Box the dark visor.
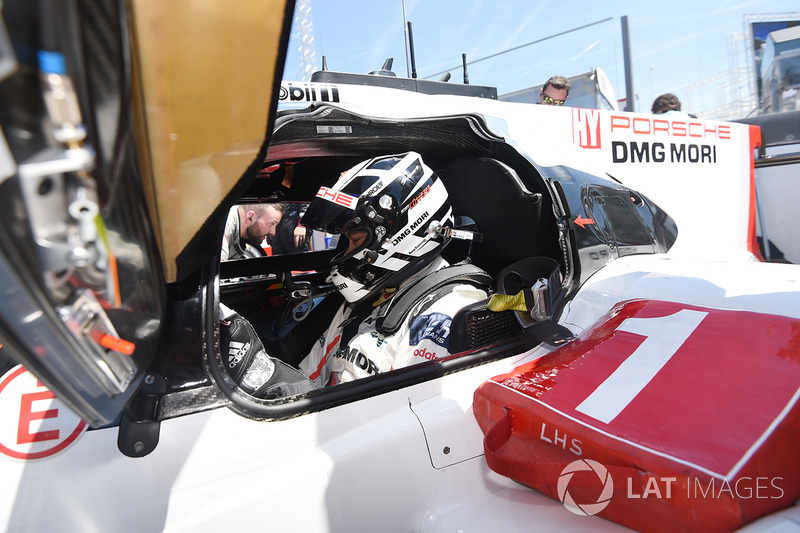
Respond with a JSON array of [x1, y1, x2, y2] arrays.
[[300, 187, 359, 234]]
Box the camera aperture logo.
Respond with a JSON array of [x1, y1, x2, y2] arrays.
[[558, 459, 614, 516], [556, 458, 786, 518]]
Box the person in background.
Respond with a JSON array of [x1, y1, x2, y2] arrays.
[[221, 203, 284, 261], [539, 75, 570, 106], [651, 93, 690, 116]]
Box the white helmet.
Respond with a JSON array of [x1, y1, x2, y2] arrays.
[[301, 152, 454, 303]]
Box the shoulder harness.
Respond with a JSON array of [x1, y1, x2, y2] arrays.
[[375, 263, 493, 336]]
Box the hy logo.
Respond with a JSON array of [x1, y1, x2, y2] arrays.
[[572, 108, 602, 149], [558, 459, 613, 516]]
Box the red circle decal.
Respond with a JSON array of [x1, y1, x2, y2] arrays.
[[0, 366, 87, 460]]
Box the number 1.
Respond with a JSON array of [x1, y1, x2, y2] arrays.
[[575, 309, 707, 424]]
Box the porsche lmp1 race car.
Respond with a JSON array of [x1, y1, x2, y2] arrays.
[[0, 1, 799, 532]]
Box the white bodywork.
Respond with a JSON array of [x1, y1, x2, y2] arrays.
[[1, 81, 796, 532], [279, 81, 759, 260]]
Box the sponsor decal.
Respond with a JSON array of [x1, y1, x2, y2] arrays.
[[611, 141, 717, 164], [409, 312, 452, 348], [409, 184, 431, 209], [390, 211, 430, 246], [572, 111, 732, 165], [400, 160, 424, 187], [279, 82, 340, 103], [0, 366, 87, 461], [609, 114, 731, 140], [413, 347, 439, 361], [335, 346, 379, 375], [227, 340, 249, 368], [572, 108, 602, 149], [368, 332, 387, 347], [316, 186, 358, 210], [241, 350, 276, 390], [364, 181, 383, 198]]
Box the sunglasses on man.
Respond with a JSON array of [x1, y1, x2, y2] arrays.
[[542, 95, 566, 106]]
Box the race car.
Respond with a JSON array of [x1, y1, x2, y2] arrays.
[[0, 1, 798, 532]]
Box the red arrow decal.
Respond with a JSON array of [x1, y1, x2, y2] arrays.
[[574, 215, 595, 229]]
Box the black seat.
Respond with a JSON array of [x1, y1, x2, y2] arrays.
[[436, 156, 553, 277]]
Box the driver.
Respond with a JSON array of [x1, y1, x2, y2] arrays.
[[296, 151, 489, 386], [220, 151, 489, 395]]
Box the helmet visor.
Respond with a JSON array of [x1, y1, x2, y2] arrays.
[[300, 186, 359, 233]]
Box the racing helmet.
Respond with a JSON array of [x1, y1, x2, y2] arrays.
[[301, 151, 454, 303]]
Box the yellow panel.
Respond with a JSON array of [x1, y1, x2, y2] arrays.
[[128, 0, 288, 281]]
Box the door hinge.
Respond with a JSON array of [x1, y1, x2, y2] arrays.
[[118, 373, 166, 458]]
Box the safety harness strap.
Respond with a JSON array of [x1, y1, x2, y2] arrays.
[[375, 263, 493, 335]]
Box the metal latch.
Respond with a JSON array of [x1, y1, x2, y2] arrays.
[[57, 288, 137, 395]]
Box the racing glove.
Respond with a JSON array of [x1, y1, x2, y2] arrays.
[[220, 313, 317, 399]]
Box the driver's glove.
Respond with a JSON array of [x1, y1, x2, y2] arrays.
[[220, 313, 317, 399]]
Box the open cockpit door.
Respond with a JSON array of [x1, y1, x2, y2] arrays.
[[0, 0, 291, 426]]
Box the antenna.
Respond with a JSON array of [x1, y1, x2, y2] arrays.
[[370, 58, 397, 76], [408, 21, 418, 78], [462, 53, 469, 84], [439, 72, 451, 82], [402, 0, 411, 77]]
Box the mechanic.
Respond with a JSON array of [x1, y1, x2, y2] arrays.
[[538, 75, 570, 106], [294, 151, 491, 387], [221, 203, 285, 261]]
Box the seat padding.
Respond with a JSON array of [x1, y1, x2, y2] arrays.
[[437, 156, 548, 276]]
